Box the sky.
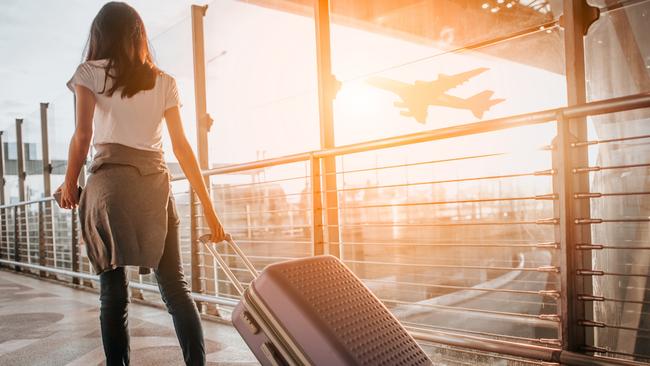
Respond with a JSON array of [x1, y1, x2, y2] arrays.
[[0, 0, 208, 132]]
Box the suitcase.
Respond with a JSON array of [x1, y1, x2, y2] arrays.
[[200, 234, 432, 366]]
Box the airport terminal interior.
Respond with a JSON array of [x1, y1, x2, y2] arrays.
[[0, 0, 649, 364]]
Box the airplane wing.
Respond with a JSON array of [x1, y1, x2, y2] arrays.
[[398, 102, 428, 124], [432, 67, 489, 93], [366, 76, 411, 98]]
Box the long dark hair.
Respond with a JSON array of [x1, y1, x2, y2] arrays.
[[84, 2, 159, 98]]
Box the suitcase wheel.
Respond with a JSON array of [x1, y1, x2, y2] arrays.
[[261, 342, 288, 366], [241, 310, 260, 335]]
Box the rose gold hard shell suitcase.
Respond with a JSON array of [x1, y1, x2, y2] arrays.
[[200, 235, 432, 366]]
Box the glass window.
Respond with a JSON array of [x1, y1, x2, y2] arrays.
[[203, 0, 321, 165], [584, 1, 650, 360], [329, 0, 566, 146]]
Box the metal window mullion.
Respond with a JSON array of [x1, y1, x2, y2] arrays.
[[40, 103, 52, 197], [313, 0, 341, 258], [561, 0, 598, 353]]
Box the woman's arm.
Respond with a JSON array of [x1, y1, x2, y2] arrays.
[[164, 106, 226, 242], [60, 84, 95, 209]]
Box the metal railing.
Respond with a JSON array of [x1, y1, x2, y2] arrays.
[[1, 92, 649, 365]]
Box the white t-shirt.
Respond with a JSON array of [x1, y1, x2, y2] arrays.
[[66, 59, 180, 152]]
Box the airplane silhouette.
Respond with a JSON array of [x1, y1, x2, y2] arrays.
[[367, 68, 505, 124]]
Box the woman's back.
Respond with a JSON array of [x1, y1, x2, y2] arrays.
[[67, 59, 180, 152]]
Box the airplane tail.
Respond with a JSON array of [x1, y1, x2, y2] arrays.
[[467, 91, 504, 119]]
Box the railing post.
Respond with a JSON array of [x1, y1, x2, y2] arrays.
[[553, 112, 584, 351], [190, 188, 203, 311], [310, 156, 325, 256], [191, 4, 222, 316], [71, 208, 80, 285], [313, 0, 341, 257], [14, 206, 20, 271], [40, 103, 54, 275], [38, 201, 46, 277]]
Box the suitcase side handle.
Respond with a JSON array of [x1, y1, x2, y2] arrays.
[[199, 233, 258, 296]]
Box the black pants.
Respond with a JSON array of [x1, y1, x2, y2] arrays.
[[98, 199, 205, 366]]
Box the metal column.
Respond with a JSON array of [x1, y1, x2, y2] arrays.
[[313, 0, 341, 257], [554, 112, 589, 351], [15, 119, 26, 271], [16, 119, 26, 202], [559, 0, 599, 351], [190, 4, 212, 309], [40, 103, 52, 197], [191, 4, 212, 177], [40, 103, 53, 275]]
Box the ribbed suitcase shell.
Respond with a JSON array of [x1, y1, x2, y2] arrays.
[[232, 255, 432, 366]]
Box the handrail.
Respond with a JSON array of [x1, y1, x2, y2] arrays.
[[0, 196, 53, 210], [0, 259, 239, 307], [179, 92, 650, 180]]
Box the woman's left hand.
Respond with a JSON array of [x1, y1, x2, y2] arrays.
[[58, 182, 80, 209]]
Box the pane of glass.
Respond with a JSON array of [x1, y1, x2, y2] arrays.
[[203, 0, 320, 165], [330, 0, 562, 57], [205, 160, 312, 299], [336, 122, 560, 343], [584, 107, 650, 360], [49, 91, 76, 193], [330, 4, 566, 145], [24, 109, 44, 200], [585, 0, 650, 101], [152, 15, 197, 156], [171, 179, 193, 287], [4, 123, 19, 204]]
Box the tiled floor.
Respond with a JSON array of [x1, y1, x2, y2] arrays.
[[0, 269, 259, 366]]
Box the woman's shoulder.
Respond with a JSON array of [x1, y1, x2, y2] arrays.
[[156, 69, 177, 82], [156, 70, 179, 93]]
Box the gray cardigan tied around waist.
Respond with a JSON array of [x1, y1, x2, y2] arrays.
[[78, 143, 174, 275]]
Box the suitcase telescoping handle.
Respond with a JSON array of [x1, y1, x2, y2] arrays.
[[198, 233, 258, 296]]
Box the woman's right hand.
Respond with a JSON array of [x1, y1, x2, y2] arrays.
[[204, 208, 227, 243]]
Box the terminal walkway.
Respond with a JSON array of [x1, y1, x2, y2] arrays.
[[0, 270, 258, 366]]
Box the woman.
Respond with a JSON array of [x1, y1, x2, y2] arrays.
[[58, 2, 224, 365]]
